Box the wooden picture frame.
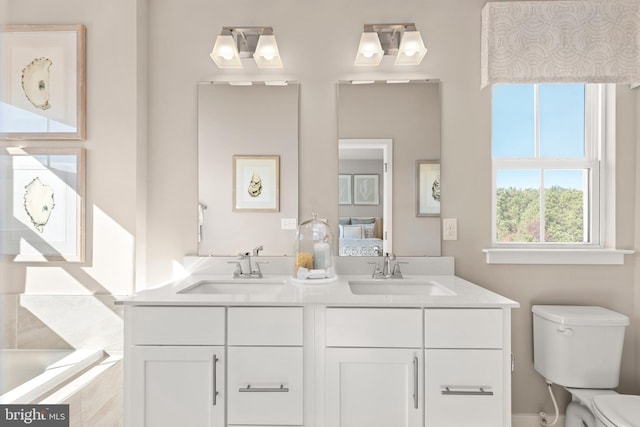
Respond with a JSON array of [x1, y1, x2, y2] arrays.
[[417, 160, 440, 217], [0, 147, 86, 261], [353, 174, 379, 205], [233, 155, 280, 212], [338, 174, 352, 205], [0, 24, 86, 140]]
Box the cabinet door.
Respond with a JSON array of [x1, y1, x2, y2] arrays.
[[325, 348, 423, 427], [131, 346, 224, 427], [425, 349, 503, 427]]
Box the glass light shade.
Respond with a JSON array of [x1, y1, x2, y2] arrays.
[[253, 35, 283, 68], [210, 35, 242, 68], [354, 32, 384, 66], [395, 31, 427, 65]]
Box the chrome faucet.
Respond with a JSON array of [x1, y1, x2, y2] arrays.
[[229, 248, 267, 279], [369, 253, 405, 279]]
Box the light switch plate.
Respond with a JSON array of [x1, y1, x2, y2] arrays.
[[281, 218, 297, 230]]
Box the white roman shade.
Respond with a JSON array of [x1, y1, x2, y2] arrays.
[[481, 0, 640, 88]]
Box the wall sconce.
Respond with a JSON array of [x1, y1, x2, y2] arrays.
[[210, 26, 283, 69], [354, 23, 427, 66]]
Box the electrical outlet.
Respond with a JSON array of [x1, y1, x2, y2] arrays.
[[443, 218, 458, 240], [281, 218, 297, 230]]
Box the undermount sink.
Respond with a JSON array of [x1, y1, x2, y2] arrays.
[[348, 280, 456, 296], [179, 279, 286, 295]]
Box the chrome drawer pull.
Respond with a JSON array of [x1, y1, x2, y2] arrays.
[[212, 355, 219, 406], [441, 387, 494, 396], [413, 356, 419, 409], [239, 384, 289, 393]]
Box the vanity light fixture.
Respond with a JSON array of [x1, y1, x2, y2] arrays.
[[210, 26, 283, 69], [355, 23, 427, 66]]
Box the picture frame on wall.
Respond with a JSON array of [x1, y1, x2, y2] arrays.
[[0, 147, 86, 262], [417, 160, 440, 217], [0, 24, 86, 140], [338, 174, 352, 205], [353, 174, 379, 205], [233, 155, 280, 212]]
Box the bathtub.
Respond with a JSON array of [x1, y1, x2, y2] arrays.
[[0, 349, 104, 404]]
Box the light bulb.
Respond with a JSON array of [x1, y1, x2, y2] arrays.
[[220, 48, 234, 61], [261, 48, 275, 61], [363, 50, 375, 58]]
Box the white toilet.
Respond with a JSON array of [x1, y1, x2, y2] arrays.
[[532, 305, 640, 427]]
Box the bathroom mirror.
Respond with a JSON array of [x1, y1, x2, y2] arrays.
[[337, 80, 441, 256], [197, 82, 299, 256]]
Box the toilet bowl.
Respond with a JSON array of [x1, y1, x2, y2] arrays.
[[592, 394, 640, 427], [532, 305, 635, 427]]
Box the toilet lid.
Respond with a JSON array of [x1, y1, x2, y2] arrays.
[[592, 395, 640, 427]]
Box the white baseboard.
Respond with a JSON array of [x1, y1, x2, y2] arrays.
[[512, 413, 565, 427]]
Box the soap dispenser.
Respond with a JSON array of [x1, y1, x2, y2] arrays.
[[292, 212, 336, 283]]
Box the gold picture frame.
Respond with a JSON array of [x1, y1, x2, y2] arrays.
[[0, 147, 86, 261], [417, 160, 440, 217], [233, 155, 280, 212], [0, 24, 86, 140]]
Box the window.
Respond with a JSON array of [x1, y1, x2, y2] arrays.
[[491, 83, 606, 247]]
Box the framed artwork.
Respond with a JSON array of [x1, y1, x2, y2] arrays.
[[0, 147, 86, 261], [417, 160, 440, 217], [353, 174, 379, 205], [338, 174, 352, 205], [233, 155, 280, 212], [0, 24, 86, 140]]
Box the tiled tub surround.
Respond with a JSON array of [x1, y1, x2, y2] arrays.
[[0, 349, 104, 403], [0, 294, 124, 426], [121, 256, 519, 427]]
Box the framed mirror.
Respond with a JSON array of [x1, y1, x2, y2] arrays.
[[197, 82, 299, 256], [337, 80, 441, 256]]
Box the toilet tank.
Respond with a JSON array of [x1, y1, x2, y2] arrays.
[[532, 305, 629, 389]]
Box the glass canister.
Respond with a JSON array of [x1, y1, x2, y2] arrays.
[[292, 212, 336, 283]]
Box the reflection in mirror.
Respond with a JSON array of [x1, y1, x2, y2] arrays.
[[338, 139, 392, 256], [197, 82, 299, 256], [337, 80, 441, 256]]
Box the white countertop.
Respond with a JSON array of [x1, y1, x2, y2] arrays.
[[116, 274, 519, 308]]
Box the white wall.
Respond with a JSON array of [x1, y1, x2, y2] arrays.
[[0, 0, 144, 351], [145, 0, 639, 416]]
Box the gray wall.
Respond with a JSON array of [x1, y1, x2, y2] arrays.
[[1, 0, 638, 419], [339, 159, 384, 219]]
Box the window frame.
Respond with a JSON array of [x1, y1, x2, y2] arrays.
[[486, 83, 628, 263]]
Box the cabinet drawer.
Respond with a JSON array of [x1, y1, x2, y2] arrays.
[[227, 346, 303, 425], [425, 349, 504, 427], [424, 308, 503, 349], [130, 306, 225, 345], [326, 308, 422, 348], [228, 307, 303, 346]]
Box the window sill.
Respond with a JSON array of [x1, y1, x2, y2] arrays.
[[482, 248, 634, 265]]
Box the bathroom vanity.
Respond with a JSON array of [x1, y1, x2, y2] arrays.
[[120, 257, 518, 427]]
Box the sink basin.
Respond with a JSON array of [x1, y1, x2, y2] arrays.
[[179, 279, 286, 295], [348, 280, 456, 296]]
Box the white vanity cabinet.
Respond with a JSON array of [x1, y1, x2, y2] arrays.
[[424, 308, 507, 427], [324, 308, 424, 427], [128, 307, 226, 427], [125, 305, 304, 427]]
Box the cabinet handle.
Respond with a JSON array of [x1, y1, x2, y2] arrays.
[[441, 386, 494, 396], [212, 354, 219, 406], [413, 356, 419, 409], [239, 384, 289, 393]]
